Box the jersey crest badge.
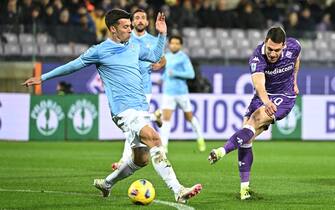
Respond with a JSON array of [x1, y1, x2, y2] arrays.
[[251, 63, 257, 72]]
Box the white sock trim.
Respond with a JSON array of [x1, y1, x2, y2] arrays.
[[240, 143, 253, 148], [243, 125, 256, 135], [149, 113, 156, 121], [149, 146, 161, 157], [220, 147, 226, 156], [241, 182, 250, 189]]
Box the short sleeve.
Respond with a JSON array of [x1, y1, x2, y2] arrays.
[[79, 45, 100, 65], [293, 39, 302, 58], [248, 55, 266, 74]]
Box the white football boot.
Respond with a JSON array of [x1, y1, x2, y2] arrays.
[[175, 184, 202, 203]]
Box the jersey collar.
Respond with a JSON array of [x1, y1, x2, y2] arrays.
[[131, 30, 148, 39]]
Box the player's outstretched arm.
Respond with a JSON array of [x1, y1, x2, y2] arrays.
[[22, 58, 86, 87], [22, 46, 99, 87]]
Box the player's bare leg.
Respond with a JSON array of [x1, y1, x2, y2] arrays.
[[184, 111, 206, 152], [111, 109, 162, 171]]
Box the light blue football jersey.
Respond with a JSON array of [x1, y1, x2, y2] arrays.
[[162, 50, 195, 95], [41, 35, 166, 115], [131, 30, 159, 94]]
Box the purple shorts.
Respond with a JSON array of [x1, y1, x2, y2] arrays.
[[245, 94, 296, 121]]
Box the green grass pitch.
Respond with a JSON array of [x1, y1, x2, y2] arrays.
[[0, 141, 334, 210]]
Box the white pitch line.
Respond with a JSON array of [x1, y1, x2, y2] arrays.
[[154, 199, 195, 210], [0, 188, 195, 210]]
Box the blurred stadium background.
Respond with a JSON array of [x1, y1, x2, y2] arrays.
[[1, 0, 334, 141], [0, 0, 335, 209]]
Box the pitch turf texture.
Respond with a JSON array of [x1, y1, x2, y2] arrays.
[[0, 141, 334, 210]]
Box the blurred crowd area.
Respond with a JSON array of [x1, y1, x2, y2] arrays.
[[1, 0, 335, 44]]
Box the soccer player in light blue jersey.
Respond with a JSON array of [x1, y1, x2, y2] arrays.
[[160, 35, 206, 153], [131, 9, 167, 104], [23, 9, 202, 203], [111, 9, 166, 171]]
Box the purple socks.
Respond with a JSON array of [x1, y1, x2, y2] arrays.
[[238, 146, 253, 183], [222, 125, 255, 184]]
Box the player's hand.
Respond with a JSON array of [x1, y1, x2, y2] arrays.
[[294, 83, 299, 95], [155, 12, 167, 35], [21, 77, 42, 87], [151, 62, 163, 71], [264, 101, 277, 117]]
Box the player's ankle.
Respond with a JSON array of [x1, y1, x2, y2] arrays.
[[218, 147, 226, 157], [240, 181, 249, 189]]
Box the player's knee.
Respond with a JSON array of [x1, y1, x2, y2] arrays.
[[152, 133, 161, 147], [250, 114, 261, 124], [133, 151, 150, 167], [249, 111, 265, 129], [184, 112, 193, 122], [146, 131, 161, 147]]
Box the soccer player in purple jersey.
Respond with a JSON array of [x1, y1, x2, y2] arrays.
[[208, 27, 301, 200]]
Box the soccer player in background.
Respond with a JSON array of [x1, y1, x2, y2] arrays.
[[23, 9, 202, 203], [111, 8, 166, 171], [208, 27, 301, 200], [160, 35, 206, 153]]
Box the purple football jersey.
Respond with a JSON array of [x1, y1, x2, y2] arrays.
[[248, 37, 301, 97]]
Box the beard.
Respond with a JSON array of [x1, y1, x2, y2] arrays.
[[135, 24, 146, 32]]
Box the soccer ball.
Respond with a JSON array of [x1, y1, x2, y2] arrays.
[[128, 179, 155, 205]]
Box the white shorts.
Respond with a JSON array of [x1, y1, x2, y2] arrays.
[[162, 94, 192, 112], [112, 109, 149, 148], [145, 94, 152, 104]]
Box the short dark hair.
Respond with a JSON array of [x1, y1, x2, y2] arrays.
[[105, 9, 131, 29], [169, 35, 183, 45], [265, 27, 286, 44], [131, 8, 147, 21]]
